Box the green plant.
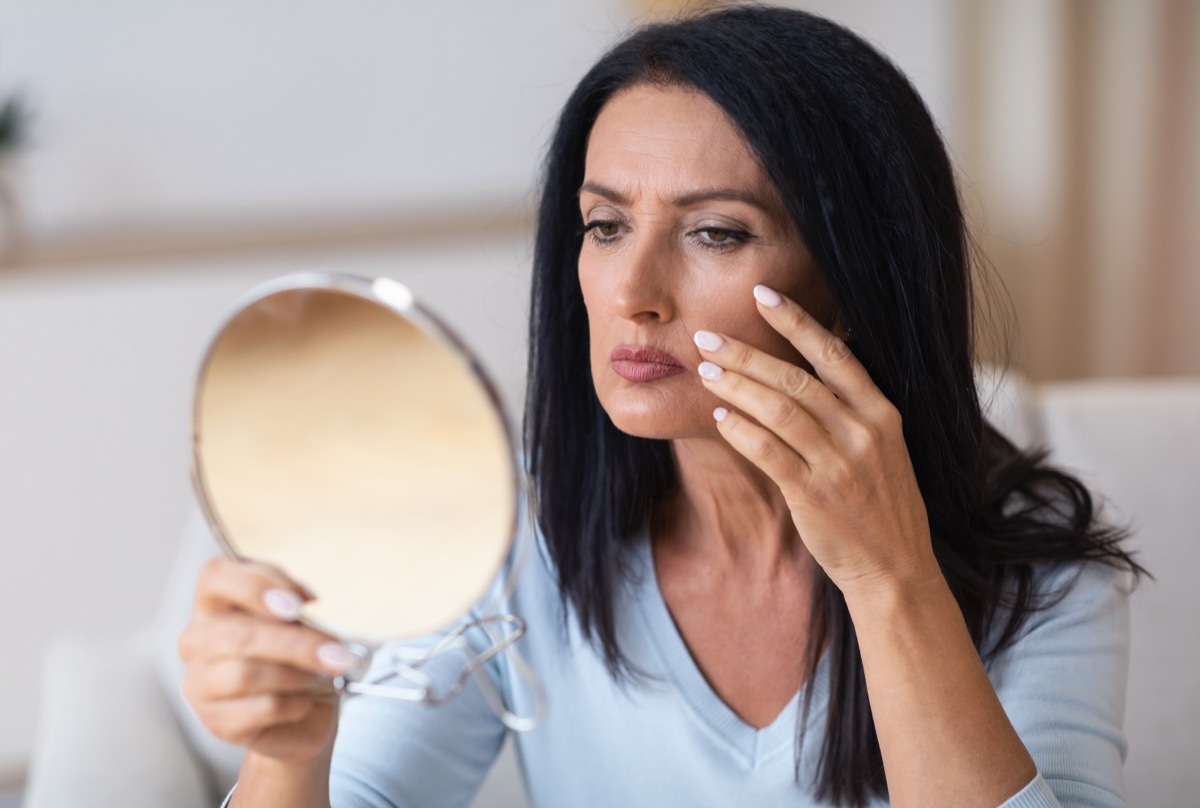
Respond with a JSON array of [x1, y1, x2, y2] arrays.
[[0, 94, 30, 156]]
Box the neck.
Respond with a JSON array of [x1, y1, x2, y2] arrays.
[[655, 435, 809, 579]]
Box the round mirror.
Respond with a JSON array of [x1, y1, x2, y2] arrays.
[[191, 273, 519, 645]]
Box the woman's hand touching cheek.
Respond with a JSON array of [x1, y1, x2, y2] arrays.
[[694, 284, 939, 598]]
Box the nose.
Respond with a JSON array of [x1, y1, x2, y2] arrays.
[[611, 236, 676, 323]]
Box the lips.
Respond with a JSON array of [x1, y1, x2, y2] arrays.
[[610, 345, 687, 383]]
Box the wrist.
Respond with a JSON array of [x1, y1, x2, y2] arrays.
[[236, 745, 335, 808], [837, 555, 950, 619], [244, 738, 335, 774]]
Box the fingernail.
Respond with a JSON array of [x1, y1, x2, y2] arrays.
[[318, 643, 353, 672], [693, 330, 725, 352], [698, 361, 724, 380], [713, 407, 729, 422], [263, 589, 302, 621], [753, 284, 783, 308]]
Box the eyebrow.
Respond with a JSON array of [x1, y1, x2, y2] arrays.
[[578, 181, 772, 212]]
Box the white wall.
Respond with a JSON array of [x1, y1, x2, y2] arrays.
[[0, 0, 961, 777], [0, 0, 630, 239]]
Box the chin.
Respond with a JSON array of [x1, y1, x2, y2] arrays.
[[607, 415, 688, 440], [599, 392, 713, 441]]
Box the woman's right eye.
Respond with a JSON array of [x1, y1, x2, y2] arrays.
[[580, 220, 621, 244]]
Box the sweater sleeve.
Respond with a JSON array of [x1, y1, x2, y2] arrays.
[[990, 562, 1132, 808]]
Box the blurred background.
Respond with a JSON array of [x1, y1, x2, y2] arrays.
[[0, 0, 1195, 801]]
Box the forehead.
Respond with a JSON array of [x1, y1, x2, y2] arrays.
[[583, 84, 770, 194]]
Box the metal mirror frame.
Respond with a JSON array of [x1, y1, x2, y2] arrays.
[[189, 272, 543, 730]]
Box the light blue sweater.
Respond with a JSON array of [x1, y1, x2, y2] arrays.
[[312, 510, 1130, 808]]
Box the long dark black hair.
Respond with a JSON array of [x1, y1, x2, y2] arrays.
[[524, 6, 1143, 806]]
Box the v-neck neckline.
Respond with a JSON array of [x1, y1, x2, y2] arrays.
[[629, 530, 831, 768]]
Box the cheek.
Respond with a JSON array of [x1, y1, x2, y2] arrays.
[[737, 318, 806, 368], [687, 278, 803, 366], [577, 261, 610, 379], [577, 252, 611, 315]]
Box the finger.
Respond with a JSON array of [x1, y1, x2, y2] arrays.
[[195, 556, 313, 622], [693, 329, 846, 426], [698, 362, 837, 466], [179, 612, 356, 676], [711, 405, 812, 490], [752, 284, 879, 409], [189, 657, 335, 701]]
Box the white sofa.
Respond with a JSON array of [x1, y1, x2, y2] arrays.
[[22, 370, 1200, 807]]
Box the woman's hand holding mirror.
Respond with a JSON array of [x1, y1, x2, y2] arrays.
[[178, 556, 354, 762]]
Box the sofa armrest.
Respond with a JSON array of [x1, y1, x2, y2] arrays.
[[1035, 378, 1200, 805], [24, 632, 217, 808], [976, 365, 1040, 448]]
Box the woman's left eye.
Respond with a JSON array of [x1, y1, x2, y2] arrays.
[[691, 227, 750, 250]]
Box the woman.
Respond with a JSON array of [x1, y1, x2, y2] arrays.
[[180, 7, 1142, 807]]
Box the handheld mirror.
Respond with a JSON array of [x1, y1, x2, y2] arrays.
[[192, 273, 542, 730]]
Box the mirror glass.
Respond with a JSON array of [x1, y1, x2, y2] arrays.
[[192, 274, 518, 645]]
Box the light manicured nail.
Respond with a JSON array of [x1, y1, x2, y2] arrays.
[[714, 407, 729, 422], [753, 284, 783, 308], [693, 330, 725, 352], [698, 361, 724, 380], [318, 643, 353, 672], [263, 589, 302, 621]]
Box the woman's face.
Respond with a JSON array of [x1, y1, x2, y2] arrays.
[[578, 83, 837, 440]]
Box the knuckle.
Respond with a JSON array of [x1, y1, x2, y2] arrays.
[[224, 724, 256, 747], [194, 705, 226, 739], [179, 673, 201, 706], [251, 693, 286, 722], [878, 402, 903, 431], [747, 430, 776, 459], [846, 420, 876, 458], [764, 396, 796, 428], [228, 618, 257, 655], [177, 625, 200, 661], [261, 692, 307, 724], [220, 661, 255, 696], [779, 365, 811, 399], [724, 417, 774, 459], [218, 713, 255, 745], [221, 729, 250, 747], [820, 334, 851, 364], [198, 556, 228, 588], [196, 557, 243, 611]]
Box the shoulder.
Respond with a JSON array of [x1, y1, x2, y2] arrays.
[[986, 560, 1133, 680], [987, 560, 1133, 805], [1011, 561, 1132, 648]]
